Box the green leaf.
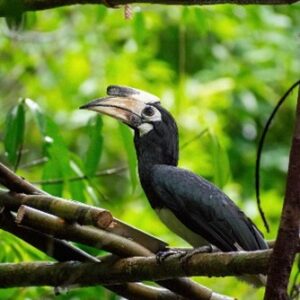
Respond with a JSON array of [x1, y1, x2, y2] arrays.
[[41, 117, 72, 196], [69, 154, 87, 202], [5, 13, 24, 31], [42, 140, 64, 196], [96, 5, 107, 22], [181, 6, 189, 22], [84, 116, 103, 177], [119, 123, 137, 191], [25, 98, 45, 134], [193, 8, 208, 34], [209, 133, 231, 188], [133, 12, 146, 46], [4, 99, 26, 169], [43, 117, 72, 176], [25, 99, 69, 196]]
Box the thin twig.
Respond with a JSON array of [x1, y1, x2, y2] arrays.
[[0, 162, 43, 194], [19, 157, 48, 169], [180, 128, 208, 150], [31, 166, 127, 185]]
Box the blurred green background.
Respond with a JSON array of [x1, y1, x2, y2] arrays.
[[0, 3, 299, 299]]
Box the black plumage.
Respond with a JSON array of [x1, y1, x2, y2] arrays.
[[133, 103, 267, 252], [81, 85, 268, 285]]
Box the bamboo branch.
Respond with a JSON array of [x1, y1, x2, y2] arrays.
[[0, 163, 167, 253], [0, 209, 178, 300], [0, 192, 112, 229], [0, 162, 262, 299], [0, 191, 166, 253], [264, 87, 300, 299], [0, 0, 298, 18], [107, 283, 187, 300], [108, 217, 167, 253], [0, 163, 182, 299], [0, 250, 271, 288], [16, 205, 153, 257], [0, 208, 98, 262], [16, 205, 232, 300]]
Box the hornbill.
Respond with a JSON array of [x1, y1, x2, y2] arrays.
[[80, 85, 268, 286]]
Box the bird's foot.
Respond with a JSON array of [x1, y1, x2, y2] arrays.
[[156, 245, 218, 264], [156, 248, 187, 264], [179, 245, 218, 264]]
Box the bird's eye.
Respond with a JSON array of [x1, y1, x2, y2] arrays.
[[142, 106, 155, 117]]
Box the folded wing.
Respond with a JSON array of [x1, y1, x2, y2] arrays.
[[151, 165, 268, 251]]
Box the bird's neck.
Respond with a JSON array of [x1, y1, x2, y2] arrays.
[[134, 130, 179, 182]]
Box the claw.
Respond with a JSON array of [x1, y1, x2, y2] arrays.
[[180, 245, 217, 264], [156, 245, 217, 264], [156, 249, 187, 264]]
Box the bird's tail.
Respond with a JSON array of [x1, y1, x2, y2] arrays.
[[238, 274, 267, 287]]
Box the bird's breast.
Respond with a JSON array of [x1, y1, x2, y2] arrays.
[[155, 208, 209, 248]]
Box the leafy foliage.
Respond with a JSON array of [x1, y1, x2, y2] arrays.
[[4, 99, 25, 170], [0, 3, 299, 299]]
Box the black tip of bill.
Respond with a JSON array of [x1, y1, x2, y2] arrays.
[[79, 104, 89, 109], [107, 85, 139, 98]]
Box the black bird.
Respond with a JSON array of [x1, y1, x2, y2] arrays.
[[81, 85, 268, 286]]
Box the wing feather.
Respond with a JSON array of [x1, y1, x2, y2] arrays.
[[151, 165, 268, 251]]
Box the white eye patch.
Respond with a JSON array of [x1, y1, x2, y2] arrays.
[[138, 106, 162, 136], [141, 106, 162, 122]]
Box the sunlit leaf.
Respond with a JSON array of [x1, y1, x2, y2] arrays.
[[23, 12, 38, 29], [96, 5, 107, 21], [25, 98, 45, 134], [25, 100, 67, 195], [119, 123, 137, 191], [193, 8, 208, 34], [41, 117, 72, 196], [4, 99, 25, 169], [44, 117, 71, 175], [181, 6, 189, 22], [209, 133, 231, 188], [84, 115, 103, 177], [42, 142, 64, 196], [69, 154, 87, 202], [133, 12, 145, 46]]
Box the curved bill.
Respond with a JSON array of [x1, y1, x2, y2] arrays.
[[80, 96, 146, 128]]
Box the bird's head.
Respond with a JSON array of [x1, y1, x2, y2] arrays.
[[80, 85, 179, 167]]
